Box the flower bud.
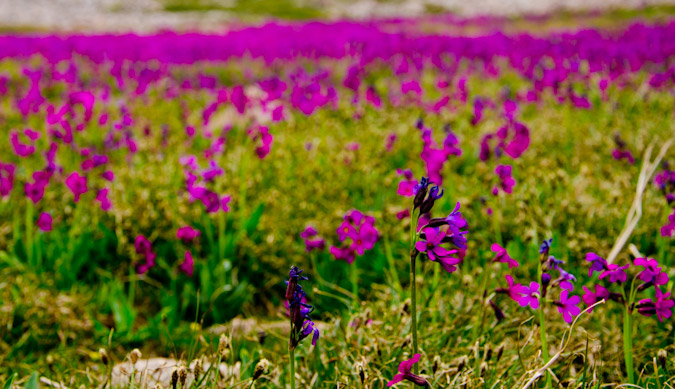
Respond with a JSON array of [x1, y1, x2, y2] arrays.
[[495, 344, 504, 362], [253, 358, 270, 381], [99, 348, 109, 366], [432, 355, 441, 374], [484, 344, 492, 362], [171, 368, 179, 389], [354, 361, 366, 385], [658, 349, 667, 369], [489, 299, 505, 321], [130, 349, 141, 365]]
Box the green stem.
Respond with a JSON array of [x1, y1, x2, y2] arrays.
[[623, 307, 635, 385], [410, 251, 418, 374], [351, 262, 359, 310], [537, 307, 551, 387], [25, 201, 34, 266], [289, 347, 295, 389], [537, 256, 552, 389], [218, 210, 226, 261], [409, 206, 420, 374]]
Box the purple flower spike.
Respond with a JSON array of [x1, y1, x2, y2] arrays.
[[586, 252, 608, 277], [599, 263, 629, 284], [634, 257, 669, 286], [539, 238, 552, 255], [491, 243, 518, 268], [387, 354, 429, 387]]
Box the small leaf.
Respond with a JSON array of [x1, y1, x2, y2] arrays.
[[3, 373, 17, 389], [25, 372, 39, 389]]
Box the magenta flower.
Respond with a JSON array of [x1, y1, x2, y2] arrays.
[[599, 263, 629, 284], [101, 170, 115, 182], [180, 251, 195, 276], [330, 246, 355, 264], [556, 290, 581, 324], [301, 226, 325, 252], [134, 235, 156, 274], [336, 220, 357, 242], [515, 282, 540, 309], [491, 243, 518, 268], [661, 209, 675, 237], [96, 188, 112, 211], [415, 227, 456, 262], [65, 172, 88, 203], [496, 275, 523, 301], [387, 354, 429, 387], [582, 284, 610, 312], [221, 195, 231, 212], [0, 162, 15, 197], [300, 226, 318, 239], [634, 258, 669, 286], [37, 212, 52, 232], [177, 226, 201, 242], [396, 169, 418, 197], [493, 165, 516, 195], [586, 252, 608, 277], [636, 287, 674, 322]]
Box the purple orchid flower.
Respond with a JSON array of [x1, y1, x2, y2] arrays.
[[586, 252, 608, 277], [37, 212, 52, 232], [599, 263, 629, 284], [556, 290, 581, 324], [636, 287, 674, 322], [582, 284, 610, 312], [416, 227, 456, 262], [491, 243, 518, 268], [634, 257, 669, 286], [515, 282, 540, 309], [387, 354, 429, 387], [180, 251, 194, 276], [177, 226, 201, 242]]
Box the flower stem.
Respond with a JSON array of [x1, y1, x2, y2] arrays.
[[623, 307, 635, 385], [289, 347, 295, 389], [409, 205, 420, 374], [537, 307, 552, 388], [25, 201, 34, 266], [351, 262, 359, 310], [410, 251, 418, 374]]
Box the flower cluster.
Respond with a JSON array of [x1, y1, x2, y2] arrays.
[[300, 226, 325, 253], [176, 225, 201, 276], [413, 177, 468, 274], [611, 133, 635, 164], [492, 238, 581, 324], [492, 164, 516, 195], [415, 120, 462, 186], [480, 120, 530, 161], [0, 162, 14, 197], [584, 254, 673, 321], [134, 234, 156, 274], [285, 266, 319, 350], [180, 155, 231, 214], [330, 210, 379, 264]]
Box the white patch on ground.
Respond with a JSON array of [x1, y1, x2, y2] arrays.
[[1, 0, 675, 32]]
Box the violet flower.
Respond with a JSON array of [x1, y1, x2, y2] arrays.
[[555, 290, 581, 324], [37, 212, 52, 232], [415, 227, 456, 262], [65, 171, 88, 203], [396, 169, 418, 197], [515, 282, 540, 309], [180, 251, 194, 276], [491, 243, 518, 268], [599, 263, 629, 284], [582, 285, 610, 312], [586, 252, 608, 277], [177, 226, 201, 242], [492, 165, 515, 195], [387, 354, 429, 387], [634, 257, 669, 286], [636, 287, 674, 322]]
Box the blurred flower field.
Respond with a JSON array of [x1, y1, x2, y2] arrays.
[[1, 10, 675, 388]]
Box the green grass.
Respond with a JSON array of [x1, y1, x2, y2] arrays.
[[163, 0, 324, 20]]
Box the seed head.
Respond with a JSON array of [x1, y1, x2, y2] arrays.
[[354, 361, 366, 384], [171, 368, 179, 389], [130, 348, 141, 365], [658, 349, 668, 369], [193, 359, 202, 382], [217, 334, 230, 359], [178, 365, 188, 387], [432, 355, 441, 373], [253, 358, 270, 381], [99, 348, 109, 366], [495, 344, 504, 362]]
